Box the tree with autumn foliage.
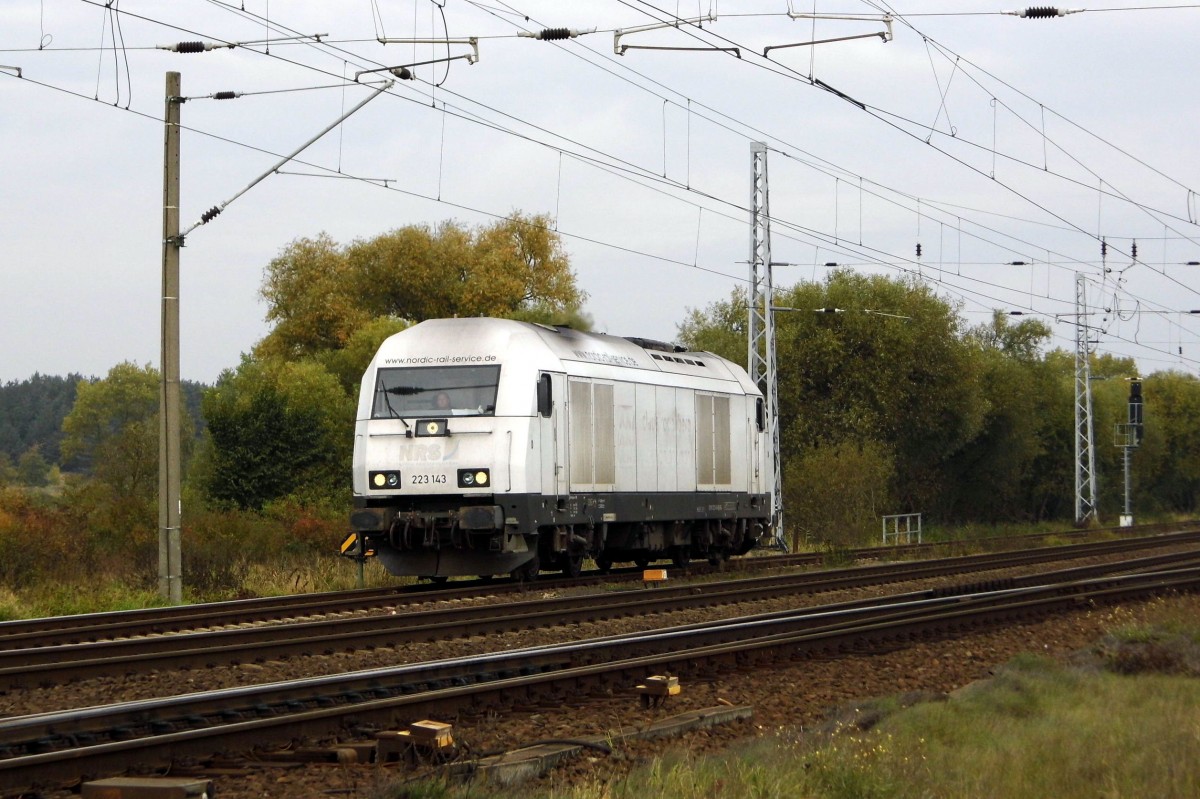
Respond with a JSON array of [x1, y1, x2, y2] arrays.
[[199, 211, 588, 507], [255, 211, 587, 361], [61, 362, 194, 535]]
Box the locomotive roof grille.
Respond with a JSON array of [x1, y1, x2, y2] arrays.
[[650, 352, 706, 367]]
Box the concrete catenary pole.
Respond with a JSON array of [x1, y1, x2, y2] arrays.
[[159, 71, 183, 603]]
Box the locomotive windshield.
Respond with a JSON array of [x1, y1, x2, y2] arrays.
[[372, 365, 500, 419]]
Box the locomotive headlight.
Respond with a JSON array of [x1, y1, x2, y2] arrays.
[[458, 468, 490, 488], [415, 419, 447, 437], [369, 470, 401, 489]]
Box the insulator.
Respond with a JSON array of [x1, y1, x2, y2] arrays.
[[174, 41, 208, 53], [1022, 7, 1061, 18], [213, 91, 236, 100], [390, 66, 413, 80], [1101, 240, 1107, 257], [538, 28, 572, 40], [1010, 261, 1027, 266], [200, 206, 222, 224], [1131, 242, 1138, 259], [824, 262, 838, 267], [1188, 261, 1200, 266], [915, 243, 922, 257]]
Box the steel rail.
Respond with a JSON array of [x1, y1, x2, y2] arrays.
[[2, 564, 1198, 795], [5, 565, 1195, 748], [3, 534, 1198, 690], [1, 521, 1190, 649]]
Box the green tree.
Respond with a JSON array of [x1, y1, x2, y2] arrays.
[[784, 439, 894, 548], [965, 310, 1051, 361], [679, 272, 989, 532], [61, 363, 181, 507], [201, 358, 354, 510], [60, 363, 192, 536], [1136, 371, 1200, 513], [256, 212, 586, 360], [678, 288, 749, 366], [16, 446, 51, 487], [0, 373, 84, 468], [0, 452, 14, 486], [775, 273, 984, 514], [943, 312, 1055, 521], [313, 316, 411, 396], [255, 233, 370, 361], [1085, 355, 1139, 520]]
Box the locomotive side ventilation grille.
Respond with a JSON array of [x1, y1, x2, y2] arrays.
[[696, 393, 732, 486], [569, 379, 616, 488]]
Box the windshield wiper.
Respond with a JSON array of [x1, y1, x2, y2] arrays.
[[376, 387, 411, 432]]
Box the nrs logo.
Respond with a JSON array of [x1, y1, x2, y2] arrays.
[[397, 443, 446, 462]]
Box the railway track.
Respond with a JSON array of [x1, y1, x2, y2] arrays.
[[4, 531, 1200, 691], [0, 520, 1189, 653], [4, 550, 1199, 796]]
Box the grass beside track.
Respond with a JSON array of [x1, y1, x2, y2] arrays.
[[0, 556, 402, 620]]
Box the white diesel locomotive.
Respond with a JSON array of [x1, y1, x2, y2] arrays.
[[349, 318, 772, 579]]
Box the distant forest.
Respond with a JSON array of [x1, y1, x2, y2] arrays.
[[0, 374, 205, 470]]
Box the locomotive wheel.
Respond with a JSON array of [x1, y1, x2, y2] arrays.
[[512, 555, 540, 582], [595, 556, 612, 573], [562, 552, 584, 579], [427, 575, 449, 585], [633, 555, 651, 570], [671, 548, 690, 569], [708, 550, 728, 568]]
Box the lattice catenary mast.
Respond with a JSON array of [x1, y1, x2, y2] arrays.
[[1074, 271, 1098, 524], [748, 143, 786, 549]]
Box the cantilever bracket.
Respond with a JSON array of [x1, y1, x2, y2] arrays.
[[615, 14, 736, 56], [376, 37, 480, 65], [766, 10, 892, 58]]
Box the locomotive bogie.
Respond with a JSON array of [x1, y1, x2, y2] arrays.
[[350, 318, 772, 578]]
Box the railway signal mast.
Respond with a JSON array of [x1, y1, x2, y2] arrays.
[[1116, 378, 1144, 526]]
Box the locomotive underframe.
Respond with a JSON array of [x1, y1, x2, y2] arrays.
[[351, 491, 770, 577]]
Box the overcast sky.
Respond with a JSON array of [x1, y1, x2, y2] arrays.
[[2, 1, 1198, 384]]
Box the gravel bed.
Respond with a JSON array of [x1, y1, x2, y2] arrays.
[[190, 592, 1200, 799], [2, 547, 1190, 718], [11, 548, 1199, 798]]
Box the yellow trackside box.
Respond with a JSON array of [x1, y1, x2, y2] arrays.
[[637, 675, 681, 696], [408, 720, 454, 747]]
